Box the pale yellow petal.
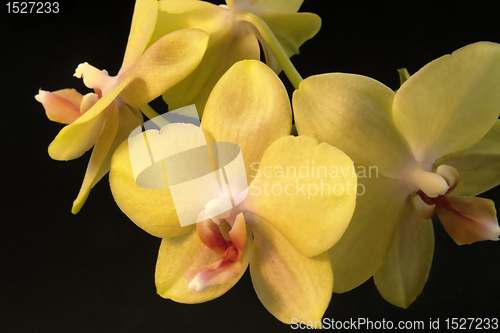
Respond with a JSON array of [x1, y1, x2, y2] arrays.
[[247, 212, 332, 325], [155, 223, 253, 303], [151, 2, 250, 113], [202, 60, 292, 181], [162, 22, 259, 113], [48, 107, 106, 161], [71, 101, 119, 213], [245, 136, 356, 257], [158, 0, 219, 14], [374, 199, 434, 309], [152, 0, 228, 46], [121, 0, 158, 70], [229, 0, 304, 13], [109, 139, 189, 239], [48, 76, 133, 160], [120, 29, 209, 108], [72, 103, 142, 214], [257, 12, 321, 73], [293, 73, 414, 179], [393, 42, 500, 164], [329, 172, 408, 293], [435, 120, 500, 197]]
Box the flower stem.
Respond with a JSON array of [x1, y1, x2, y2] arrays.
[[398, 68, 411, 86], [237, 11, 303, 89], [139, 103, 169, 128]]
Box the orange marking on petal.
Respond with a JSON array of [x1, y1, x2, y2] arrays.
[[187, 214, 247, 292], [228, 213, 246, 257], [196, 219, 228, 256]]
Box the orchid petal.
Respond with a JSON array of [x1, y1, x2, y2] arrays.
[[374, 199, 434, 309], [109, 139, 189, 239], [155, 222, 253, 303], [229, 0, 304, 13], [437, 196, 500, 245], [329, 173, 408, 293], [162, 23, 259, 113], [202, 60, 292, 181], [48, 76, 133, 160], [48, 107, 105, 161], [393, 42, 500, 164], [293, 73, 414, 179], [71, 101, 119, 213], [257, 12, 321, 73], [152, 0, 227, 44], [121, 0, 158, 70], [35, 89, 82, 124], [120, 29, 209, 108], [158, 0, 218, 14], [52, 88, 82, 107], [72, 103, 142, 214], [435, 120, 500, 197], [247, 211, 332, 325], [245, 136, 356, 257]]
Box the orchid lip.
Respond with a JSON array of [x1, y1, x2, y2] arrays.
[[185, 213, 247, 292]]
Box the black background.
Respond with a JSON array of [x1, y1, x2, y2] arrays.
[[2, 1, 499, 332]]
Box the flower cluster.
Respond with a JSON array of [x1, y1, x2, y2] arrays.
[[36, 0, 499, 326]]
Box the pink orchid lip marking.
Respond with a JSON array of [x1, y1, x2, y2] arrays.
[[185, 212, 247, 292], [417, 190, 453, 210]]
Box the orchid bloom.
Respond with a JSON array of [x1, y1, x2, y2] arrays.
[[147, 0, 321, 113], [35, 0, 209, 213], [293, 42, 500, 308], [109, 60, 356, 324]]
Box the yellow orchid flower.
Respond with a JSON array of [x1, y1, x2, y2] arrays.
[[293, 42, 500, 309], [147, 0, 321, 113], [35, 0, 209, 214], [109, 60, 356, 324]]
